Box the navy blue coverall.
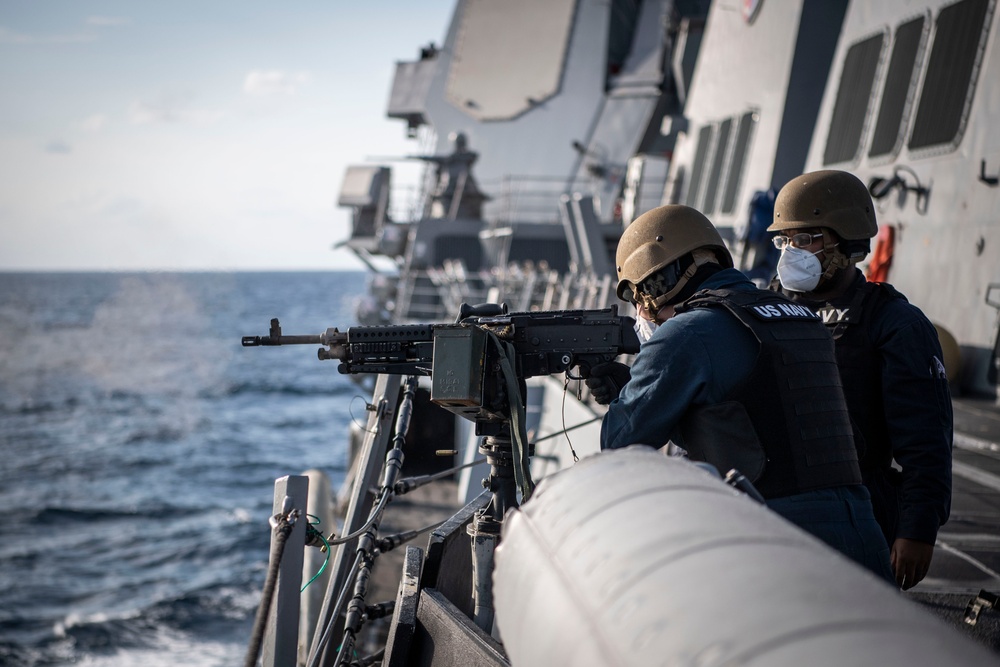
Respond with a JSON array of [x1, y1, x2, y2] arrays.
[[601, 268, 893, 582]]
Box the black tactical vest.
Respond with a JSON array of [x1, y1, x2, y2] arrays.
[[810, 281, 907, 471], [674, 288, 861, 498]]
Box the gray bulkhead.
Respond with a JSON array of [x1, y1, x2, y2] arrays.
[[665, 0, 849, 232], [803, 0, 1000, 395]]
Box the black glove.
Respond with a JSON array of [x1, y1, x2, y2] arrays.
[[584, 362, 632, 405]]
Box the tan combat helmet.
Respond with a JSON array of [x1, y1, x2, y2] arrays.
[[769, 169, 877, 239], [769, 170, 878, 277], [616, 205, 733, 312]]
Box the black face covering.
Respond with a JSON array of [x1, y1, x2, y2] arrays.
[[667, 262, 725, 306], [637, 256, 689, 300]]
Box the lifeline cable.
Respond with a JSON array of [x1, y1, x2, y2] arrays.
[[560, 375, 580, 462], [533, 415, 601, 443]]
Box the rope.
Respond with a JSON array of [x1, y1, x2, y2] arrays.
[[244, 510, 297, 667]]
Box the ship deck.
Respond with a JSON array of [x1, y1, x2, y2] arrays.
[[909, 395, 1000, 651]]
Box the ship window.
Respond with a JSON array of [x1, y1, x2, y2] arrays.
[[668, 165, 685, 205], [869, 17, 925, 158], [823, 33, 884, 165], [721, 111, 756, 214], [685, 124, 714, 208], [702, 118, 733, 215], [908, 0, 991, 151], [607, 0, 641, 75]]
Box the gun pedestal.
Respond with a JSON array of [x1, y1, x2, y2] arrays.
[[467, 431, 534, 634]]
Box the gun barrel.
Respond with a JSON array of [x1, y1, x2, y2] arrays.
[[241, 333, 324, 346]]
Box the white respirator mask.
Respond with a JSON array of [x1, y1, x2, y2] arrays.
[[634, 317, 659, 344], [776, 246, 823, 292]]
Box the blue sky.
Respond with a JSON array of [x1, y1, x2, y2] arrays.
[[0, 1, 454, 270]]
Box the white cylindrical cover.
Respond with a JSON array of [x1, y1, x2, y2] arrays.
[[494, 447, 996, 667]]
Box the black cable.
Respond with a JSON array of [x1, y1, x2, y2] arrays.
[[393, 458, 486, 495], [357, 647, 386, 666], [335, 526, 379, 666], [376, 521, 444, 553], [308, 376, 419, 667], [309, 550, 364, 667]]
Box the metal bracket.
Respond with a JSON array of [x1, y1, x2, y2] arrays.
[[986, 284, 1000, 310], [964, 589, 999, 626], [980, 159, 999, 187]]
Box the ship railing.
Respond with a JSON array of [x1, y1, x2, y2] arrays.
[[425, 261, 490, 319], [487, 175, 593, 225], [394, 260, 617, 324], [386, 183, 426, 224], [451, 260, 618, 314], [394, 265, 489, 322]]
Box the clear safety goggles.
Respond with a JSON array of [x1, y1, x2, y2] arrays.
[[772, 232, 824, 250]]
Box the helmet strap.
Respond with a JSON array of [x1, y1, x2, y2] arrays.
[[645, 261, 699, 314], [819, 230, 850, 284]]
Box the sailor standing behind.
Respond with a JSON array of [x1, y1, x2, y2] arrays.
[[587, 204, 894, 584], [767, 170, 952, 590]]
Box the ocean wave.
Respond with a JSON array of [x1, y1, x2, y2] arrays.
[[221, 379, 356, 398], [1, 569, 262, 665], [28, 504, 196, 526], [0, 395, 83, 417]]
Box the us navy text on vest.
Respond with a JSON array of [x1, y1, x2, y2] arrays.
[[815, 305, 853, 324], [749, 302, 819, 320]]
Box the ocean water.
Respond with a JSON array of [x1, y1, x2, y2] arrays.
[[0, 271, 369, 666]]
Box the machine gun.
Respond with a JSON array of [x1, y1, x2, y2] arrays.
[[242, 303, 640, 434]]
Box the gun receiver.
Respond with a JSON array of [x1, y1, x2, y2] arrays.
[[242, 305, 639, 428]]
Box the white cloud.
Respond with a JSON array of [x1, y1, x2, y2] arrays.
[[77, 114, 108, 132], [86, 16, 131, 27], [128, 100, 224, 126], [243, 70, 311, 96]]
